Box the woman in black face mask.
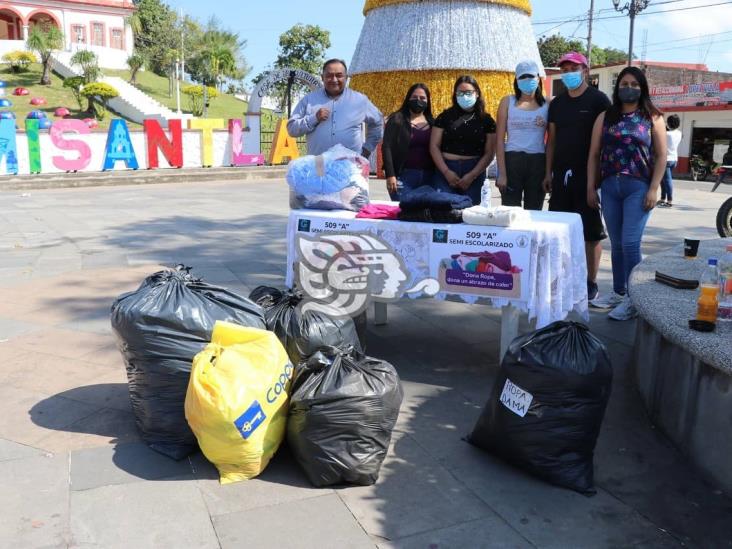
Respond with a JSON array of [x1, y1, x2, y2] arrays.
[[382, 83, 435, 200], [586, 66, 666, 321]]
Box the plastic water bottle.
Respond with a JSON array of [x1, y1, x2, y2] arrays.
[[696, 258, 719, 323], [718, 245, 732, 322], [480, 180, 492, 209]]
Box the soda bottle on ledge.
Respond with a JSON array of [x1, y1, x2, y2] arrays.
[[696, 258, 719, 323], [718, 245, 732, 322]]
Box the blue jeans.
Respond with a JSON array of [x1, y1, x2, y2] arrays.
[[600, 175, 653, 295], [661, 161, 676, 201], [389, 168, 433, 201], [432, 158, 485, 205]]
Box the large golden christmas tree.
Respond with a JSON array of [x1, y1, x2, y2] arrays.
[[350, 0, 543, 116]]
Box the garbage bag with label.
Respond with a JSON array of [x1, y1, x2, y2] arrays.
[[185, 321, 293, 484], [111, 266, 265, 460], [249, 286, 362, 365], [287, 347, 403, 487], [468, 321, 612, 495]]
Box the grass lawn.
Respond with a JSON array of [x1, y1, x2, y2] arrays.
[[104, 68, 282, 131], [0, 63, 123, 131]]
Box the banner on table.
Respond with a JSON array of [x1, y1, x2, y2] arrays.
[[429, 225, 531, 301]]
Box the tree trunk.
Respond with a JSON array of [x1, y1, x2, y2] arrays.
[[40, 57, 51, 85]]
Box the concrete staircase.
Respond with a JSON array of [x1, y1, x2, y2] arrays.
[[50, 51, 192, 127]]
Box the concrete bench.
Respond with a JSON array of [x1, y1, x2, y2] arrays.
[[630, 238, 732, 492]]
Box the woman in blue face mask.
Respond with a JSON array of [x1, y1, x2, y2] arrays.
[[586, 66, 666, 321], [495, 60, 549, 210], [429, 75, 497, 205]]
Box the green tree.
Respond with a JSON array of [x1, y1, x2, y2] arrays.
[[70, 49, 100, 84], [253, 24, 331, 110], [187, 18, 249, 91], [81, 82, 119, 120], [25, 25, 64, 85], [537, 34, 585, 68], [63, 76, 85, 110], [126, 53, 145, 84], [182, 84, 218, 116], [133, 0, 178, 75]]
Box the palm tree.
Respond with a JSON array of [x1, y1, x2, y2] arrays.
[[126, 53, 145, 84], [70, 49, 100, 84], [26, 25, 64, 85]]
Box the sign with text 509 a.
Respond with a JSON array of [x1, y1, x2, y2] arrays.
[[428, 226, 532, 301], [295, 216, 373, 235]]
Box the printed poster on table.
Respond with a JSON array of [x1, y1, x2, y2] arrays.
[[293, 215, 374, 236], [428, 225, 532, 301]]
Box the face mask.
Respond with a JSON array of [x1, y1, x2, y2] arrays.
[[517, 78, 539, 95], [618, 87, 641, 104], [456, 94, 477, 110], [561, 71, 583, 90], [408, 99, 428, 113]]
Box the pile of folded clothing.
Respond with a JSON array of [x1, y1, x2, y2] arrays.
[[398, 185, 473, 223], [462, 205, 530, 227]]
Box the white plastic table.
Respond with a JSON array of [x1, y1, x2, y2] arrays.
[[285, 208, 588, 358]]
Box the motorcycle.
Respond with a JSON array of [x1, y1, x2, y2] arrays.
[[717, 196, 732, 237], [690, 154, 716, 181]]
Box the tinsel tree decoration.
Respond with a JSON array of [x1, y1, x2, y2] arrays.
[[350, 0, 545, 116]]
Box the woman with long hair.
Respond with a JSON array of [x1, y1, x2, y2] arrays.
[[430, 75, 497, 205], [495, 60, 549, 210], [587, 66, 667, 320], [382, 83, 435, 200]]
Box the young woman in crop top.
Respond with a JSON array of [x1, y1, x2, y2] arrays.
[[430, 75, 497, 205], [495, 60, 549, 210], [382, 83, 434, 201]]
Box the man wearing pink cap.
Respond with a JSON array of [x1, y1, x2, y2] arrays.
[[543, 51, 611, 303]]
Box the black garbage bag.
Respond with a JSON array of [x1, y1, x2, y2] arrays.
[[287, 347, 403, 487], [249, 286, 362, 364], [468, 321, 612, 495], [111, 266, 265, 460]]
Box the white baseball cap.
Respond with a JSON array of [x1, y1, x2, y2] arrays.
[[515, 60, 540, 78]]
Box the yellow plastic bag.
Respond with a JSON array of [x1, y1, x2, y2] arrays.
[[185, 321, 293, 484]]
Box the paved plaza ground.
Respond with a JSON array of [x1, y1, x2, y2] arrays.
[[0, 175, 730, 548]]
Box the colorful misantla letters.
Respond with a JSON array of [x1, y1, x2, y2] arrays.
[[25, 119, 41, 174], [50, 119, 92, 172], [188, 118, 225, 167], [228, 119, 265, 166], [0, 118, 19, 175], [0, 117, 274, 175], [103, 119, 139, 170], [268, 119, 300, 165], [144, 119, 183, 169]]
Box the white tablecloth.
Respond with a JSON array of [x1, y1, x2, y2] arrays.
[[285, 208, 588, 329]]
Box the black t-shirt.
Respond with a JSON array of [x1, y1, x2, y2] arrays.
[[435, 106, 496, 157], [548, 86, 610, 170]]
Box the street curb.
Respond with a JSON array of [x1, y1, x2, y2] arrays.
[[0, 166, 288, 191]]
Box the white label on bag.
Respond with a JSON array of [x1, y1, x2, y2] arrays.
[[500, 379, 533, 417]]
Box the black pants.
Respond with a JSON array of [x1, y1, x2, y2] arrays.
[[501, 151, 546, 210]]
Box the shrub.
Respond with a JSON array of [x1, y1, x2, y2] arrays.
[[182, 84, 218, 116], [81, 82, 119, 120], [2, 51, 36, 73]]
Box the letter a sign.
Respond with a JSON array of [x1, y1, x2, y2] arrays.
[[268, 119, 300, 165]]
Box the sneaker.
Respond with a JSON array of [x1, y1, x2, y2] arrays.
[[657, 201, 672, 208], [587, 280, 599, 301], [590, 291, 625, 309], [608, 296, 638, 321], [656, 200, 666, 206]]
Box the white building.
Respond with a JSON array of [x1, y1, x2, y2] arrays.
[[0, 0, 134, 69]]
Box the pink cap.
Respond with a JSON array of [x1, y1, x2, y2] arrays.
[[557, 52, 588, 67]]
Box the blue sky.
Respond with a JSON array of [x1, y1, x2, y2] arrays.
[[169, 0, 732, 84]]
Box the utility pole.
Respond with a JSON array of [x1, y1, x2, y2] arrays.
[[175, 58, 181, 114], [612, 0, 651, 67], [587, 0, 595, 68], [179, 8, 185, 84]]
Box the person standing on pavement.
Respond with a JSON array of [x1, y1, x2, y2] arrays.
[[382, 83, 435, 201], [543, 52, 611, 303], [587, 66, 666, 320], [659, 114, 681, 207], [287, 59, 384, 158], [430, 75, 497, 205], [495, 59, 549, 210]]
